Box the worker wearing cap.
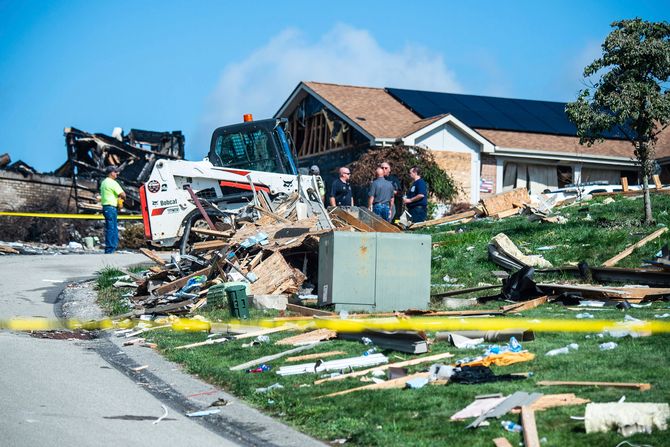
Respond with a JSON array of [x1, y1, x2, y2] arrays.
[[100, 166, 126, 253], [309, 165, 326, 203]]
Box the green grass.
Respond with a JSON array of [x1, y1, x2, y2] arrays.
[[97, 194, 670, 446], [95, 266, 133, 316]]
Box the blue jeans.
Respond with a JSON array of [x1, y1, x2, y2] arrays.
[[103, 205, 119, 253], [408, 206, 427, 223], [372, 203, 391, 222]]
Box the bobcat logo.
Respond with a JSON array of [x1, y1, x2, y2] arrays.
[[283, 180, 294, 188]]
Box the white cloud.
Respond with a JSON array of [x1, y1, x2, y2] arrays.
[[194, 24, 461, 155]]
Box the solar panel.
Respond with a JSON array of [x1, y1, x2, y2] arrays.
[[386, 87, 627, 139]]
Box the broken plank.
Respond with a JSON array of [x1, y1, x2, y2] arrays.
[[139, 247, 166, 265], [320, 372, 431, 398], [286, 351, 346, 362], [173, 325, 297, 350], [431, 284, 501, 298], [252, 205, 292, 223], [153, 266, 212, 296], [653, 174, 663, 190], [410, 210, 477, 229], [314, 351, 453, 385], [510, 394, 590, 413], [192, 240, 229, 251], [229, 343, 318, 371], [329, 208, 375, 232], [493, 438, 514, 447], [275, 328, 337, 346], [601, 227, 668, 267], [190, 228, 233, 238], [494, 207, 521, 219], [537, 380, 651, 392], [501, 296, 549, 314], [0, 244, 20, 254], [286, 303, 335, 317], [481, 188, 530, 216], [521, 406, 541, 447]]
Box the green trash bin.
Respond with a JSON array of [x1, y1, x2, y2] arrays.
[[226, 285, 250, 319], [205, 284, 228, 310]]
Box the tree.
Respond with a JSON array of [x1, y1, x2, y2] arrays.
[[566, 18, 670, 224]]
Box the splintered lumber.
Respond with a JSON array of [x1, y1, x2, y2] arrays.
[[537, 380, 651, 392], [0, 244, 20, 254], [252, 205, 292, 223], [501, 296, 549, 314], [229, 343, 318, 371], [173, 325, 296, 350], [276, 328, 337, 346], [314, 352, 454, 385], [537, 283, 670, 302], [330, 208, 375, 232], [480, 188, 530, 216], [431, 284, 501, 298], [653, 174, 663, 190], [286, 303, 335, 317], [286, 351, 346, 362], [192, 240, 229, 251], [511, 394, 590, 413], [139, 247, 166, 265], [493, 438, 514, 447], [249, 252, 305, 295], [494, 207, 521, 219], [601, 227, 668, 267], [320, 372, 431, 398], [154, 266, 212, 296], [521, 406, 540, 447], [410, 210, 477, 229], [190, 227, 233, 238]]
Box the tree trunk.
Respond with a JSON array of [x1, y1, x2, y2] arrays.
[[642, 175, 654, 225], [639, 141, 655, 225]]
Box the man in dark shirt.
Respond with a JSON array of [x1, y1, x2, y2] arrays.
[[329, 167, 354, 207], [381, 161, 402, 221], [368, 167, 395, 221], [403, 166, 428, 223]]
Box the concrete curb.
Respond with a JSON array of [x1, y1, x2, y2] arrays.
[[58, 281, 327, 447]]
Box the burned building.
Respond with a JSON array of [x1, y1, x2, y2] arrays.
[[56, 127, 185, 211]]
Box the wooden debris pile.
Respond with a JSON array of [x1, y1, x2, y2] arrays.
[[119, 193, 405, 317]]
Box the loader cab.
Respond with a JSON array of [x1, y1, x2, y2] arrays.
[[208, 118, 297, 175]]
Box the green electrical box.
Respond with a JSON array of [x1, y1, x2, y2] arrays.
[[317, 232, 431, 312]]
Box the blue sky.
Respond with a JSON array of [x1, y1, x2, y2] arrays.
[[0, 0, 667, 172]]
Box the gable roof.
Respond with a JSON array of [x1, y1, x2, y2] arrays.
[[277, 81, 425, 140]]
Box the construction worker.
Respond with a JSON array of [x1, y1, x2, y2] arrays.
[[100, 165, 126, 253]]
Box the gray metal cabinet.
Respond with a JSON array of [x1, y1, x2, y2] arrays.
[[318, 232, 431, 312]]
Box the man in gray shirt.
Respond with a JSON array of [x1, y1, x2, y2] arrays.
[[368, 167, 395, 221]]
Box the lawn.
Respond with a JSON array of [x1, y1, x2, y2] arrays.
[[98, 193, 670, 446]]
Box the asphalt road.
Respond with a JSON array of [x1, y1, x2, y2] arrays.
[[0, 253, 325, 447]]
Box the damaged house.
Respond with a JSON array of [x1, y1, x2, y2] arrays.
[[275, 82, 670, 204], [56, 127, 185, 211]]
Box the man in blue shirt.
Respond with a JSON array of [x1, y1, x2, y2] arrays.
[[403, 166, 428, 223], [329, 167, 354, 207]]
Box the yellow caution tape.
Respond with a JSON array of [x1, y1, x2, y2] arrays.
[[2, 316, 669, 334], [0, 211, 142, 220]]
